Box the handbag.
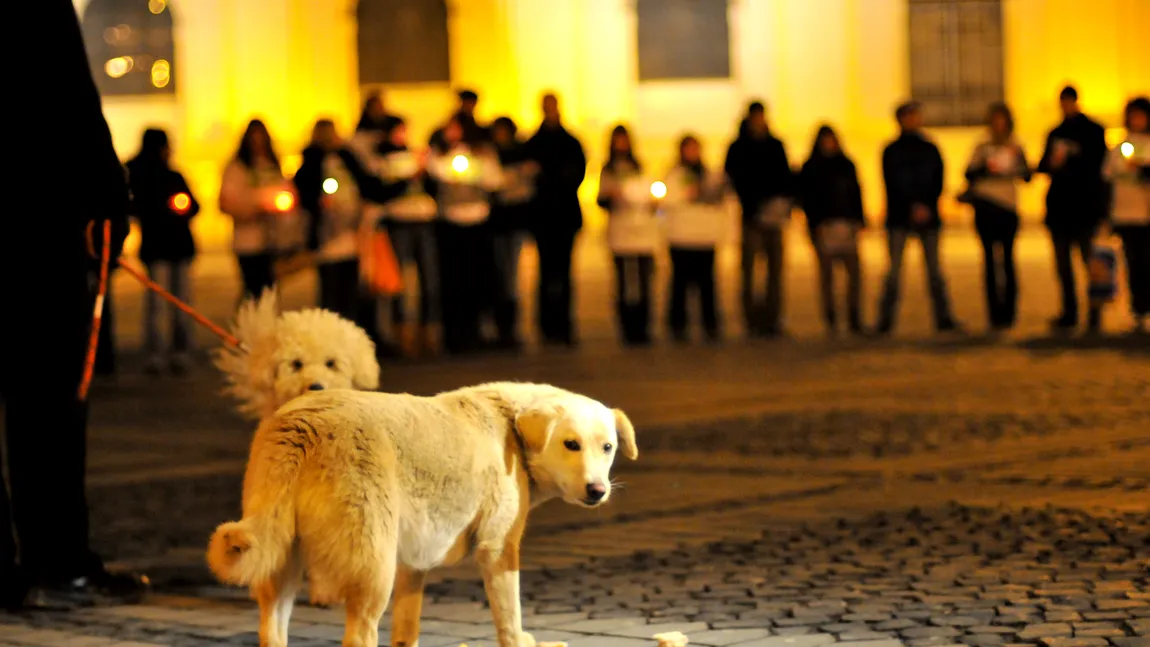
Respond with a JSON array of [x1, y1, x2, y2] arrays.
[[361, 229, 403, 296]]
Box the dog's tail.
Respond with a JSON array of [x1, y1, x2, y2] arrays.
[[207, 414, 314, 586]]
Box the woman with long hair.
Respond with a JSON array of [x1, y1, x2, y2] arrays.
[[127, 128, 201, 373], [963, 102, 1032, 331], [1104, 96, 1150, 333], [597, 124, 660, 346]]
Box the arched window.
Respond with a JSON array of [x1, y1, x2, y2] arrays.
[[81, 0, 176, 97], [358, 0, 451, 85]]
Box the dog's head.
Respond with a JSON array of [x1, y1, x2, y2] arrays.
[[514, 394, 638, 509], [214, 289, 380, 420]]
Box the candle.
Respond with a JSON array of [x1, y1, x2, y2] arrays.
[[169, 192, 191, 215], [451, 155, 470, 174], [322, 178, 339, 195], [273, 190, 295, 212], [650, 181, 667, 200], [1120, 141, 1135, 159]]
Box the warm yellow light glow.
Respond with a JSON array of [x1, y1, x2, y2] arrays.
[[451, 155, 470, 173], [274, 190, 295, 212], [169, 192, 191, 214], [148, 0, 167, 14], [322, 178, 339, 194], [650, 181, 667, 200], [1120, 142, 1135, 159], [104, 57, 132, 79], [151, 59, 171, 88]]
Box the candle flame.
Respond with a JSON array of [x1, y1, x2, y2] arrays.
[[322, 178, 339, 194], [452, 155, 470, 173], [169, 192, 190, 214], [274, 190, 295, 212], [1120, 142, 1134, 159], [650, 181, 667, 199]]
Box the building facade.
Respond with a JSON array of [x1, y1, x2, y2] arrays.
[[74, 0, 1150, 250]]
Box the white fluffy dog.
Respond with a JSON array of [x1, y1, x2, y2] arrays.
[[213, 289, 380, 421]]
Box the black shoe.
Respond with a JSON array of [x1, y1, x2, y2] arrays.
[[872, 321, 893, 337], [21, 569, 150, 610], [1086, 309, 1102, 334], [670, 330, 689, 344], [937, 319, 962, 334], [1049, 314, 1077, 331]]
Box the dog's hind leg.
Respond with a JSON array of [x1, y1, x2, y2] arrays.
[[254, 543, 303, 647], [342, 568, 394, 647], [388, 565, 427, 647]]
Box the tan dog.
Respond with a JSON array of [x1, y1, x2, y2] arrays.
[[214, 289, 380, 421], [207, 382, 638, 647]]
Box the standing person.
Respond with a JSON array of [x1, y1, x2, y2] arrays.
[[724, 101, 793, 338], [664, 135, 727, 343], [1, 0, 148, 610], [427, 116, 502, 354], [1104, 97, 1150, 334], [962, 103, 1032, 331], [875, 101, 959, 335], [526, 93, 587, 347], [597, 125, 660, 346], [797, 125, 867, 336], [489, 116, 538, 350], [1037, 86, 1111, 333], [378, 118, 442, 357], [430, 89, 488, 150], [126, 128, 202, 374], [295, 119, 395, 324], [219, 119, 291, 301]]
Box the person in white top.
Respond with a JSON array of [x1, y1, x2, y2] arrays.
[[663, 135, 728, 343], [962, 102, 1032, 331], [597, 125, 660, 346], [218, 119, 295, 301], [1104, 97, 1150, 332]]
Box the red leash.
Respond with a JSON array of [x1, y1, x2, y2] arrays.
[[115, 261, 245, 351], [78, 220, 112, 401]]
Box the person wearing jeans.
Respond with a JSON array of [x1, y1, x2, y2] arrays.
[[876, 101, 958, 334], [1037, 86, 1109, 333], [490, 116, 537, 350], [1104, 97, 1150, 333]]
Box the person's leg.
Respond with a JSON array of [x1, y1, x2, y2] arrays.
[[143, 262, 163, 367], [845, 249, 863, 333], [920, 229, 956, 330], [555, 229, 577, 344], [763, 227, 786, 334], [876, 229, 909, 333], [637, 255, 654, 344], [1050, 232, 1078, 327], [699, 250, 719, 339], [413, 223, 442, 354], [1001, 217, 1020, 328], [1128, 228, 1150, 320], [975, 220, 999, 327], [490, 232, 520, 347], [816, 247, 836, 331], [740, 222, 762, 336], [668, 248, 689, 340], [613, 255, 635, 343], [534, 232, 557, 342], [387, 224, 414, 328], [169, 260, 192, 369], [1076, 231, 1102, 332]]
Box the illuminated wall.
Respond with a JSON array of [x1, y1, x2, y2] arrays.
[[76, 0, 1150, 251]]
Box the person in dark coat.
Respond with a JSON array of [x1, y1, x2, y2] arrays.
[[525, 93, 587, 347], [875, 101, 959, 334], [1037, 85, 1110, 332], [798, 124, 867, 335], [488, 116, 538, 349], [724, 101, 793, 337], [429, 89, 489, 151], [1, 0, 148, 610], [126, 128, 201, 374]]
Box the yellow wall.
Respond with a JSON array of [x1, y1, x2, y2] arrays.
[[77, 0, 1150, 251]]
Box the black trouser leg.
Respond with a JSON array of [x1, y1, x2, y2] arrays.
[[697, 250, 719, 337], [237, 253, 275, 302], [668, 249, 691, 338], [535, 230, 577, 343]]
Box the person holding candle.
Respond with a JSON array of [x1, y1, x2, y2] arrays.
[[489, 116, 538, 350], [1104, 97, 1150, 333], [797, 124, 867, 336], [663, 134, 728, 343], [219, 119, 291, 302], [1037, 86, 1110, 333], [126, 128, 201, 374], [962, 102, 1032, 332], [597, 125, 660, 346]]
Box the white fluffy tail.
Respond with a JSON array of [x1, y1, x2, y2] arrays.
[[214, 288, 281, 420]]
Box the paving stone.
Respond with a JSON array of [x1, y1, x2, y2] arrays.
[[932, 616, 981, 627], [901, 626, 962, 639], [1038, 638, 1110, 647], [1019, 623, 1074, 639], [1110, 639, 1150, 647], [722, 634, 836, 647], [686, 628, 773, 645]]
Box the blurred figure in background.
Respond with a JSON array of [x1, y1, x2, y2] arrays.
[[127, 128, 201, 374], [664, 134, 727, 343], [219, 119, 289, 301], [430, 89, 488, 150], [725, 101, 793, 338], [1104, 97, 1150, 334], [598, 125, 660, 347], [526, 93, 587, 347], [876, 101, 958, 335], [489, 116, 537, 350], [798, 125, 866, 336], [962, 103, 1031, 332], [1037, 86, 1109, 333]]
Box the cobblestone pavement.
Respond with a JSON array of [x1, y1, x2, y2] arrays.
[[1, 232, 1148, 646]]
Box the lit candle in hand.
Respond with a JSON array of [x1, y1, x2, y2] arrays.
[[650, 181, 667, 200], [169, 192, 191, 215], [273, 190, 295, 212], [1120, 141, 1135, 160], [452, 155, 470, 174], [322, 178, 339, 195]]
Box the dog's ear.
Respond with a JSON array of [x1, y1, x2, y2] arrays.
[[515, 405, 556, 454], [344, 321, 380, 391], [613, 408, 638, 460]]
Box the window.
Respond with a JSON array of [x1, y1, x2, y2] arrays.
[[637, 0, 731, 81], [358, 0, 451, 85], [81, 0, 175, 96], [908, 0, 1004, 127]]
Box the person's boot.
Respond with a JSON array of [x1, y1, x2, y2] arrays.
[[421, 323, 442, 357], [824, 310, 838, 338], [398, 324, 421, 359], [1086, 307, 1102, 335], [20, 565, 150, 610], [848, 309, 864, 336], [1049, 312, 1078, 332]]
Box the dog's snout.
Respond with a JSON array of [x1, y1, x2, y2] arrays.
[[308, 383, 325, 391], [584, 482, 607, 502]]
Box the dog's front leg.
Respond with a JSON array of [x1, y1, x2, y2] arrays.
[[477, 544, 566, 647], [389, 565, 427, 647]]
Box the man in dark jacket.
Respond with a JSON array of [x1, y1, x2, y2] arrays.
[[876, 101, 959, 334], [1, 0, 148, 609], [526, 93, 587, 346], [429, 89, 488, 150], [1037, 86, 1109, 332], [724, 101, 793, 337]]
